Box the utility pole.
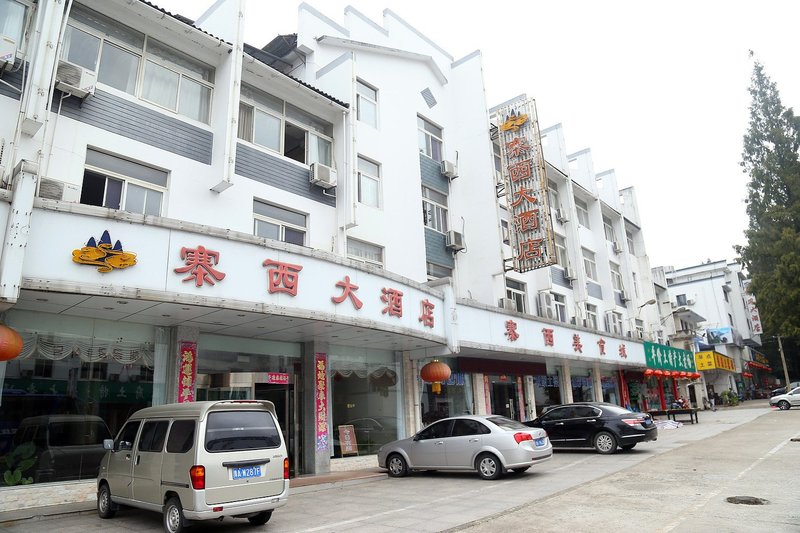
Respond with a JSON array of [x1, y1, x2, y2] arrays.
[[777, 335, 791, 389]]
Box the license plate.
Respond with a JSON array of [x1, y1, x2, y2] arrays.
[[534, 438, 546, 446], [232, 465, 262, 480]]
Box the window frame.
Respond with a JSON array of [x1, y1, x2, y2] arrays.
[[575, 197, 590, 228], [357, 155, 381, 208], [417, 115, 443, 162], [553, 293, 567, 323], [582, 248, 598, 281], [555, 234, 568, 267], [356, 78, 378, 128], [253, 200, 308, 246], [585, 304, 598, 330], [81, 161, 166, 216], [548, 180, 560, 210], [426, 261, 452, 281], [603, 216, 615, 242], [505, 278, 527, 313], [0, 0, 31, 53], [626, 231, 635, 255], [610, 262, 623, 291], [347, 238, 384, 267], [422, 185, 448, 234]]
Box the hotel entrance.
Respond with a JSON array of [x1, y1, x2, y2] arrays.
[[256, 382, 298, 477]]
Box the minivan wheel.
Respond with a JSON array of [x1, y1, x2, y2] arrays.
[[476, 453, 502, 480], [386, 453, 408, 477], [248, 511, 272, 525], [594, 431, 618, 454], [778, 400, 791, 410], [164, 497, 185, 533], [97, 483, 116, 519]]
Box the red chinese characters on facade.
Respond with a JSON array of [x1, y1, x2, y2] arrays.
[[174, 245, 226, 287], [510, 187, 538, 208], [572, 334, 583, 353], [419, 299, 435, 328], [517, 238, 544, 261], [542, 328, 554, 346], [597, 338, 606, 356], [263, 259, 303, 296], [177, 341, 197, 403], [505, 320, 519, 342], [507, 159, 533, 182], [331, 275, 363, 309], [513, 209, 540, 233], [619, 344, 628, 358], [505, 137, 530, 158], [381, 288, 404, 317]]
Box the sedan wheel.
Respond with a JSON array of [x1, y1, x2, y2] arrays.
[[593, 431, 618, 454], [387, 453, 409, 477], [778, 400, 791, 411], [476, 453, 502, 480]]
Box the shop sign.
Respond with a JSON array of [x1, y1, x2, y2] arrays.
[[496, 98, 555, 273], [255, 372, 290, 385], [706, 327, 734, 345], [644, 342, 696, 372], [695, 350, 735, 371], [742, 281, 763, 334], [314, 353, 329, 452], [174, 245, 225, 286], [72, 230, 137, 273], [177, 341, 197, 402], [337, 424, 358, 456]]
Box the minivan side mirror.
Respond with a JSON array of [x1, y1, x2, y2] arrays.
[[103, 439, 114, 451]]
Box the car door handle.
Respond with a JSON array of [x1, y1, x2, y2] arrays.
[[469, 438, 479, 443], [435, 441, 445, 445], [555, 422, 564, 426], [125, 454, 131, 461], [587, 419, 596, 422]]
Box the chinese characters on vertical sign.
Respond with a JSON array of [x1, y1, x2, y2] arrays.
[[315, 353, 329, 452], [498, 99, 556, 272], [742, 280, 763, 334], [177, 341, 197, 403]]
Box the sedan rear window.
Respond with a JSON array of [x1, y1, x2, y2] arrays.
[[205, 411, 281, 452]]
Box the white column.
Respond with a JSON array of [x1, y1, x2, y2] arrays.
[[472, 373, 487, 415], [561, 361, 574, 404], [593, 362, 603, 402], [524, 375, 537, 420], [0, 161, 38, 310]]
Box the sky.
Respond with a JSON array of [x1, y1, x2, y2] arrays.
[[155, 0, 800, 270]]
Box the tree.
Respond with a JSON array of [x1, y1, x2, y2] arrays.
[[736, 55, 800, 338]]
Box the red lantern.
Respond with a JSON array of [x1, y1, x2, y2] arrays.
[[0, 324, 23, 362], [694, 372, 702, 379], [420, 359, 451, 394], [653, 369, 663, 377], [644, 368, 654, 376]]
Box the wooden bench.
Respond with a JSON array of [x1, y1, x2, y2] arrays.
[[647, 408, 699, 424]]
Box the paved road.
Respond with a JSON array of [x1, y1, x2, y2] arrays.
[[2, 403, 798, 532]]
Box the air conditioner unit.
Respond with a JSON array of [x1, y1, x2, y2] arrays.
[[55, 60, 97, 98], [309, 162, 337, 189], [499, 298, 516, 311], [687, 298, 696, 306], [538, 291, 554, 320], [563, 264, 577, 281], [556, 208, 568, 223], [0, 35, 16, 70], [440, 160, 458, 179], [612, 241, 623, 254], [619, 290, 629, 303], [446, 230, 465, 252]]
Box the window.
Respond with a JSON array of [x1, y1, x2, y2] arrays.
[[676, 294, 687, 306], [548, 180, 560, 211], [501, 219, 510, 245], [356, 79, 377, 127], [238, 84, 333, 166], [357, 156, 380, 207], [63, 4, 213, 123], [0, 0, 28, 48], [427, 262, 452, 280], [635, 319, 644, 339], [607, 311, 623, 334], [626, 231, 635, 255], [166, 420, 195, 453], [632, 272, 640, 297], [254, 200, 307, 246], [205, 411, 281, 451], [610, 263, 623, 291], [582, 248, 597, 281], [116, 420, 141, 450], [422, 186, 448, 233], [34, 359, 53, 378], [723, 288, 730, 303], [493, 142, 502, 173], [575, 198, 590, 228], [80, 149, 167, 216], [585, 304, 598, 330], [553, 293, 567, 323], [418, 116, 443, 162], [603, 216, 615, 242], [555, 234, 568, 267], [138, 421, 168, 452], [347, 238, 384, 266], [506, 278, 527, 313]]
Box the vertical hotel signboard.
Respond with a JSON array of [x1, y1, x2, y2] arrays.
[[497, 98, 556, 272]]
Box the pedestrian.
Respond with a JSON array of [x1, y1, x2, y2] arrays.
[[710, 395, 716, 411]]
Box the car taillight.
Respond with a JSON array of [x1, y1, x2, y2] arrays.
[[284, 457, 289, 480], [514, 432, 533, 444], [621, 418, 644, 426], [190, 465, 205, 489]]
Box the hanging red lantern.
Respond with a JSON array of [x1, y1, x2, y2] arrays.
[[644, 368, 654, 376], [653, 369, 663, 376], [0, 324, 23, 362], [694, 372, 702, 379], [679, 371, 688, 378], [420, 359, 451, 394]]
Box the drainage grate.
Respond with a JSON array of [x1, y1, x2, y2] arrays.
[[726, 496, 768, 505]]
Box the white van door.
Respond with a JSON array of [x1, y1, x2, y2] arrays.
[[106, 420, 141, 499], [131, 420, 168, 505]]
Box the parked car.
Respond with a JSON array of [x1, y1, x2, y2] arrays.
[[524, 402, 657, 454], [377, 414, 552, 480], [13, 414, 112, 483], [769, 387, 800, 410], [770, 381, 800, 397], [97, 400, 288, 533]]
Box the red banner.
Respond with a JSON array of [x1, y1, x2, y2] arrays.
[[315, 353, 329, 451], [177, 341, 197, 403]]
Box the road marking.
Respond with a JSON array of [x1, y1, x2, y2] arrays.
[[549, 456, 595, 472]]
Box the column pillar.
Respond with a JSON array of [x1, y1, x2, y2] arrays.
[[593, 362, 603, 402], [167, 326, 199, 404], [402, 352, 421, 435], [302, 341, 330, 475], [472, 373, 488, 415], [523, 375, 536, 420], [561, 361, 573, 404]]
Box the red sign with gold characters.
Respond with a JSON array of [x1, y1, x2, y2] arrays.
[[497, 98, 555, 273], [177, 341, 197, 403], [315, 353, 329, 452]]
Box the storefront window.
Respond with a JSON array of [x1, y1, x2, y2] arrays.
[[421, 371, 473, 425], [571, 375, 592, 402], [532, 374, 561, 415], [601, 375, 619, 404], [0, 311, 163, 487], [330, 347, 402, 457]]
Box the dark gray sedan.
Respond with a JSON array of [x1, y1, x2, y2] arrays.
[[377, 414, 552, 480]]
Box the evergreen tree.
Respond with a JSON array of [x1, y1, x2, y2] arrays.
[[737, 56, 800, 337]]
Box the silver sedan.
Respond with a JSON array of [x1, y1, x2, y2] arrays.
[[377, 414, 552, 480]]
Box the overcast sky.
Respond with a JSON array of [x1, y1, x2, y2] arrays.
[[156, 0, 799, 270]]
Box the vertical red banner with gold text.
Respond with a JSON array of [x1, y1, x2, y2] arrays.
[[315, 353, 329, 451], [177, 341, 197, 403]]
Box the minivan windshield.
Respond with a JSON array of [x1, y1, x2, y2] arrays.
[[205, 410, 281, 452]]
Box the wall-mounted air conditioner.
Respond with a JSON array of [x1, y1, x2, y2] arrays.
[[0, 35, 16, 70], [556, 208, 568, 223], [55, 60, 97, 98], [687, 298, 696, 306], [612, 241, 623, 254], [440, 160, 458, 179], [538, 291, 554, 320], [309, 162, 337, 189], [499, 298, 517, 311], [563, 264, 577, 281], [619, 290, 629, 303], [445, 230, 465, 252], [38, 177, 80, 202]]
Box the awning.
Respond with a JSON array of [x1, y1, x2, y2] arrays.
[[746, 360, 772, 371]]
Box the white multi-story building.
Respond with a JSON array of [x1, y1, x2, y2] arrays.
[[0, 0, 693, 508]]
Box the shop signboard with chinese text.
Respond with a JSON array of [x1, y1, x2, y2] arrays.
[[695, 350, 735, 371], [337, 424, 358, 456], [497, 98, 555, 272], [643, 342, 696, 372], [742, 280, 763, 334]]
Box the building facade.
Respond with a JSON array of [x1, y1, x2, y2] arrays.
[[0, 0, 683, 509]]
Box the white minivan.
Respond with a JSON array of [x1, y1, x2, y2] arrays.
[[97, 400, 289, 532]]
